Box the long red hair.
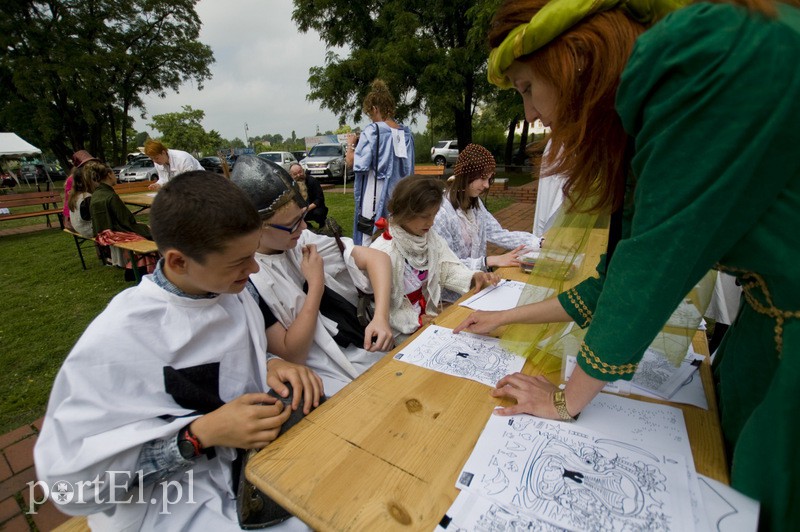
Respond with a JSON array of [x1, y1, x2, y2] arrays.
[[488, 0, 798, 213], [489, 2, 645, 213]]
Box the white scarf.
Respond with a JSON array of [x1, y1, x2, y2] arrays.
[[387, 222, 448, 310]]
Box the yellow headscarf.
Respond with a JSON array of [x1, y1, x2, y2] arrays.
[[487, 0, 688, 88]]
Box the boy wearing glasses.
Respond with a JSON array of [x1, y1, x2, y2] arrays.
[[232, 156, 394, 396]]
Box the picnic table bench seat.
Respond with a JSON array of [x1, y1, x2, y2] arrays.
[[64, 228, 159, 283], [0, 190, 64, 228]]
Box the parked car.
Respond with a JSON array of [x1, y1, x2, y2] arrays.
[[257, 151, 298, 172], [431, 140, 459, 166], [300, 143, 350, 182], [20, 163, 67, 182], [199, 156, 226, 174], [291, 150, 308, 162], [118, 158, 158, 182]]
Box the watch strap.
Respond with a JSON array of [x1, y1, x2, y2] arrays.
[[552, 390, 576, 422], [178, 426, 204, 457]]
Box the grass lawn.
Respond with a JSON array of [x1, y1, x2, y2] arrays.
[[0, 184, 521, 433]]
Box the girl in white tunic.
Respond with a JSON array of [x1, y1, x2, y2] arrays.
[[371, 175, 500, 341], [433, 144, 537, 302], [232, 156, 394, 395]]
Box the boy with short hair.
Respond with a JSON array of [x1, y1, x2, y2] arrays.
[[35, 171, 320, 530]]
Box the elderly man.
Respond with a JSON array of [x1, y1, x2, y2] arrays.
[[289, 162, 328, 229]]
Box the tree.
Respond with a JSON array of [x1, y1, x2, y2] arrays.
[[0, 0, 213, 166], [148, 106, 210, 155], [293, 0, 502, 147]]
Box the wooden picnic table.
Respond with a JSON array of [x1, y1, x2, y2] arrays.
[[119, 191, 157, 215], [246, 228, 728, 531]]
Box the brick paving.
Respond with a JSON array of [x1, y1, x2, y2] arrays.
[[0, 187, 537, 531]]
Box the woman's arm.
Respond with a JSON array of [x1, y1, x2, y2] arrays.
[[453, 296, 572, 335]]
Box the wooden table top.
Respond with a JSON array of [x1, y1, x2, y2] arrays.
[[246, 236, 728, 531], [119, 192, 157, 208]]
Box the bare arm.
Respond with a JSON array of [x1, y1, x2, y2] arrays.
[[264, 245, 325, 363], [351, 246, 394, 351], [453, 296, 572, 335]]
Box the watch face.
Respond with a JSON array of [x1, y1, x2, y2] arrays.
[[178, 438, 197, 459]]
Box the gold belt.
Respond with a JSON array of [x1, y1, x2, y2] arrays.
[[717, 265, 800, 356]]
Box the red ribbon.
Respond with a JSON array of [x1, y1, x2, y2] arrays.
[[375, 217, 391, 240]]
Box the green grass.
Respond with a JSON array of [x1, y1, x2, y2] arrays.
[[0, 186, 524, 433]]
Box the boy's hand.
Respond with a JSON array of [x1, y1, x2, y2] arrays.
[[364, 316, 394, 352], [300, 245, 324, 288], [191, 393, 291, 450], [267, 358, 324, 414], [471, 271, 500, 292]]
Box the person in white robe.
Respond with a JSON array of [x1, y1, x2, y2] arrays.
[[34, 172, 321, 531], [231, 155, 394, 395]]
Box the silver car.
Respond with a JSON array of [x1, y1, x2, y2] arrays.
[[300, 143, 349, 182], [257, 151, 298, 172], [431, 140, 459, 167], [119, 158, 158, 182]]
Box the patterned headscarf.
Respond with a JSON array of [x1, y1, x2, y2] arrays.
[[487, 0, 688, 88], [454, 144, 496, 182]]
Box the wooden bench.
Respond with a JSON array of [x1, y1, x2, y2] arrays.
[[0, 190, 64, 228], [64, 228, 159, 282], [414, 165, 445, 178]]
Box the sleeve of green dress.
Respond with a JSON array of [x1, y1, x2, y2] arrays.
[[575, 3, 799, 381], [557, 255, 607, 328]]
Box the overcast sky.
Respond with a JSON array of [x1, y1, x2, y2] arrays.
[[135, 0, 424, 143]]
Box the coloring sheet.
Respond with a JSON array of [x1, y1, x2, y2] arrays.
[[436, 490, 567, 531], [563, 355, 633, 395], [456, 414, 695, 532], [697, 474, 759, 532], [460, 279, 527, 311], [394, 325, 526, 387], [631, 346, 703, 399]]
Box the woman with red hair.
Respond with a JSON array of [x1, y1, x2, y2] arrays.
[[455, 0, 800, 527]]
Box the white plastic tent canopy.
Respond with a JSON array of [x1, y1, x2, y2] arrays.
[[0, 132, 42, 157]]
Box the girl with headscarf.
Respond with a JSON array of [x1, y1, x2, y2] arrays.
[[432, 143, 539, 302]]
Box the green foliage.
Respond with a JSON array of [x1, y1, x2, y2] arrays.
[[149, 105, 210, 155], [0, 0, 213, 166], [293, 0, 502, 146]]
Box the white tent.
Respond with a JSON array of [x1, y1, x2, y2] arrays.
[[0, 132, 41, 157], [0, 132, 47, 187]]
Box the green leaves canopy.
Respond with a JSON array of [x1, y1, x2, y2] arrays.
[[0, 0, 213, 165], [293, 0, 502, 145]]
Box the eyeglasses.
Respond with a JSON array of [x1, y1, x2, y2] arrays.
[[266, 208, 308, 234]]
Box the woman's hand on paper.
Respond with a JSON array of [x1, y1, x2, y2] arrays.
[[490, 373, 560, 418], [452, 310, 507, 335]]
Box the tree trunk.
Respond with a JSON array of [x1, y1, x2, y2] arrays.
[[516, 121, 529, 164], [107, 106, 119, 165], [504, 115, 518, 171]]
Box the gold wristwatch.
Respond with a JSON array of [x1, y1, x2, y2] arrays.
[[552, 390, 576, 422]]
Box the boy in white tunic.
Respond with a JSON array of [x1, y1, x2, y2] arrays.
[[34, 172, 322, 531], [231, 156, 394, 395]]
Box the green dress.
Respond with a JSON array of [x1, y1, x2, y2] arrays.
[[556, 3, 800, 529]]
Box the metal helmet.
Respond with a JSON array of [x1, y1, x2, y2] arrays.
[[230, 155, 307, 219]]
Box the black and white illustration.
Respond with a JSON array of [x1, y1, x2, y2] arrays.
[[394, 325, 526, 387], [457, 414, 694, 532]]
